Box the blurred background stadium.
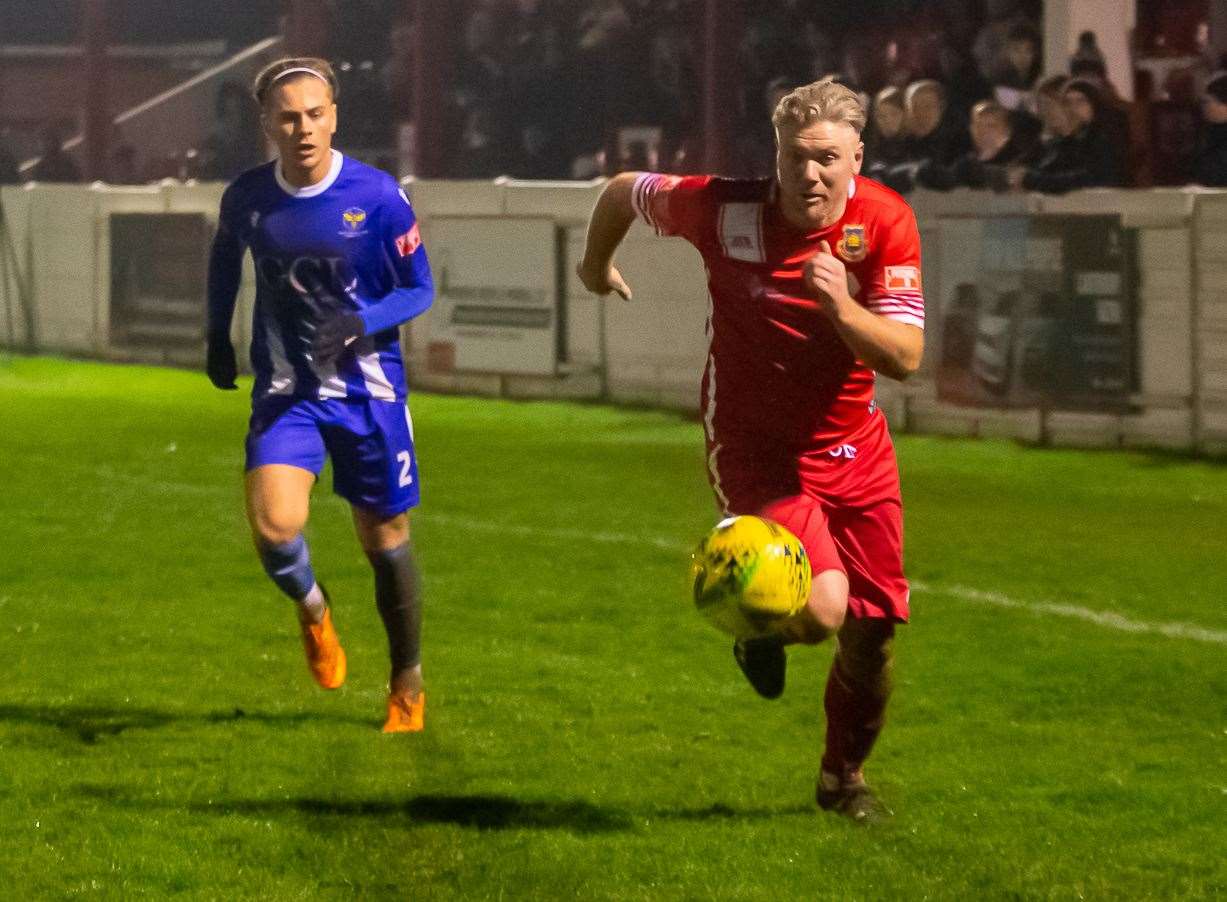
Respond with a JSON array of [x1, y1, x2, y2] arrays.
[[1, 3, 1225, 898]]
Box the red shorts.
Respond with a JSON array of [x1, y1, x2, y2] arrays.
[[706, 413, 909, 622]]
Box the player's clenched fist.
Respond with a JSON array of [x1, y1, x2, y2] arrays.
[[576, 261, 633, 302], [803, 240, 849, 309]]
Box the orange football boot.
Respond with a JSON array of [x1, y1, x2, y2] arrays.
[[299, 606, 346, 689], [382, 690, 425, 733]]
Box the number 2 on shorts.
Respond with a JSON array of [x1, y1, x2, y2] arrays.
[[396, 450, 414, 487]]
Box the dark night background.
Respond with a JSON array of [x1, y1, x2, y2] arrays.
[[0, 0, 281, 46]]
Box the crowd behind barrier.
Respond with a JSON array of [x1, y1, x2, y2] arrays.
[[2, 0, 1223, 191]]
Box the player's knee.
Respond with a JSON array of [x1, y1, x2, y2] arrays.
[[364, 540, 414, 574], [354, 510, 410, 554], [811, 569, 849, 631], [786, 569, 847, 644], [249, 513, 302, 548]]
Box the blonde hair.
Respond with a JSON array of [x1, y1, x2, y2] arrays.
[[904, 79, 945, 108], [772, 77, 867, 134], [252, 57, 339, 107], [971, 99, 1010, 126], [874, 86, 904, 111]]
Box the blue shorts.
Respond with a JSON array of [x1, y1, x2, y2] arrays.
[[245, 397, 421, 517]]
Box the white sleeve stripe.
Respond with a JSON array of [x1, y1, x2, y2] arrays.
[[881, 311, 926, 328], [868, 298, 922, 309], [631, 173, 661, 230], [868, 298, 925, 312]]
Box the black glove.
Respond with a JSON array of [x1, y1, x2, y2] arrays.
[[312, 312, 366, 365], [206, 330, 238, 390]]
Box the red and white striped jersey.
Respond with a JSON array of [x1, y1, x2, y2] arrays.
[[632, 172, 924, 451]]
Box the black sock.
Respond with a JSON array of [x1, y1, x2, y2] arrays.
[[367, 542, 422, 685]]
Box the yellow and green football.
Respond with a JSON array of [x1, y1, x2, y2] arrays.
[[689, 515, 812, 639]]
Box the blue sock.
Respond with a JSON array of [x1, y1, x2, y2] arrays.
[[257, 535, 317, 601]]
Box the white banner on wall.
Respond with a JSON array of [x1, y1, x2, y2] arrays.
[[425, 216, 558, 376]]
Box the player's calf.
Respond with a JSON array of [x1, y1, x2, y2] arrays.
[[821, 619, 895, 794]]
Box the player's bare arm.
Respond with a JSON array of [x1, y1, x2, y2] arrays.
[[577, 171, 637, 300], [804, 240, 924, 381]]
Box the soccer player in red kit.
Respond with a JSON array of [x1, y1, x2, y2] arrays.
[[578, 78, 924, 821]]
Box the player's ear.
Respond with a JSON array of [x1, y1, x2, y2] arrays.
[[329, 103, 338, 136], [852, 140, 864, 175]]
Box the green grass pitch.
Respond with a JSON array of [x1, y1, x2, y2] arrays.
[[1, 355, 1224, 899]]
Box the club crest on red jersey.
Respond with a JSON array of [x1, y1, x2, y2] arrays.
[[837, 224, 868, 262]]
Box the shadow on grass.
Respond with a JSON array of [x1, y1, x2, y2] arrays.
[[209, 793, 634, 834], [0, 703, 370, 744], [72, 786, 813, 834]]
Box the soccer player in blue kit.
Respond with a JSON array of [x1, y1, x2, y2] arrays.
[[206, 57, 433, 732]]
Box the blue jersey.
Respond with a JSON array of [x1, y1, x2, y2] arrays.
[[207, 150, 433, 402]]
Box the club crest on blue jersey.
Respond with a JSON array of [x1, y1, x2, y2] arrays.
[[837, 224, 868, 262], [340, 207, 368, 237]]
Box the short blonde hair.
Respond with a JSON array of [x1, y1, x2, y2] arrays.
[[904, 79, 945, 109], [772, 77, 867, 134], [252, 57, 339, 107], [874, 86, 904, 111], [971, 99, 1010, 126]]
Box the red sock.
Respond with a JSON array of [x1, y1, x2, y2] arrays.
[[821, 651, 890, 779]]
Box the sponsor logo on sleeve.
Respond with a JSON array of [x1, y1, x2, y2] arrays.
[[395, 222, 421, 256], [884, 265, 921, 291]]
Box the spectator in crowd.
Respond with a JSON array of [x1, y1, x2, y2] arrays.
[[199, 81, 264, 181], [381, 22, 415, 118], [1032, 74, 1071, 140], [1069, 30, 1106, 73], [511, 122, 567, 179], [935, 38, 994, 123], [991, 23, 1041, 111], [109, 142, 140, 185], [506, 0, 568, 172], [1006, 78, 1128, 193], [572, 0, 638, 135], [641, 25, 698, 165], [1194, 72, 1227, 186], [904, 79, 970, 163], [1068, 57, 1130, 142], [876, 79, 970, 192], [455, 6, 510, 114], [453, 107, 505, 179], [863, 86, 910, 178], [917, 99, 1036, 190], [798, 20, 840, 85], [971, 0, 1036, 87], [27, 123, 81, 183], [734, 75, 793, 177]]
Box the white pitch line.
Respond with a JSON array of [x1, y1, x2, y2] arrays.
[[910, 581, 1227, 646], [93, 469, 1227, 646]]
